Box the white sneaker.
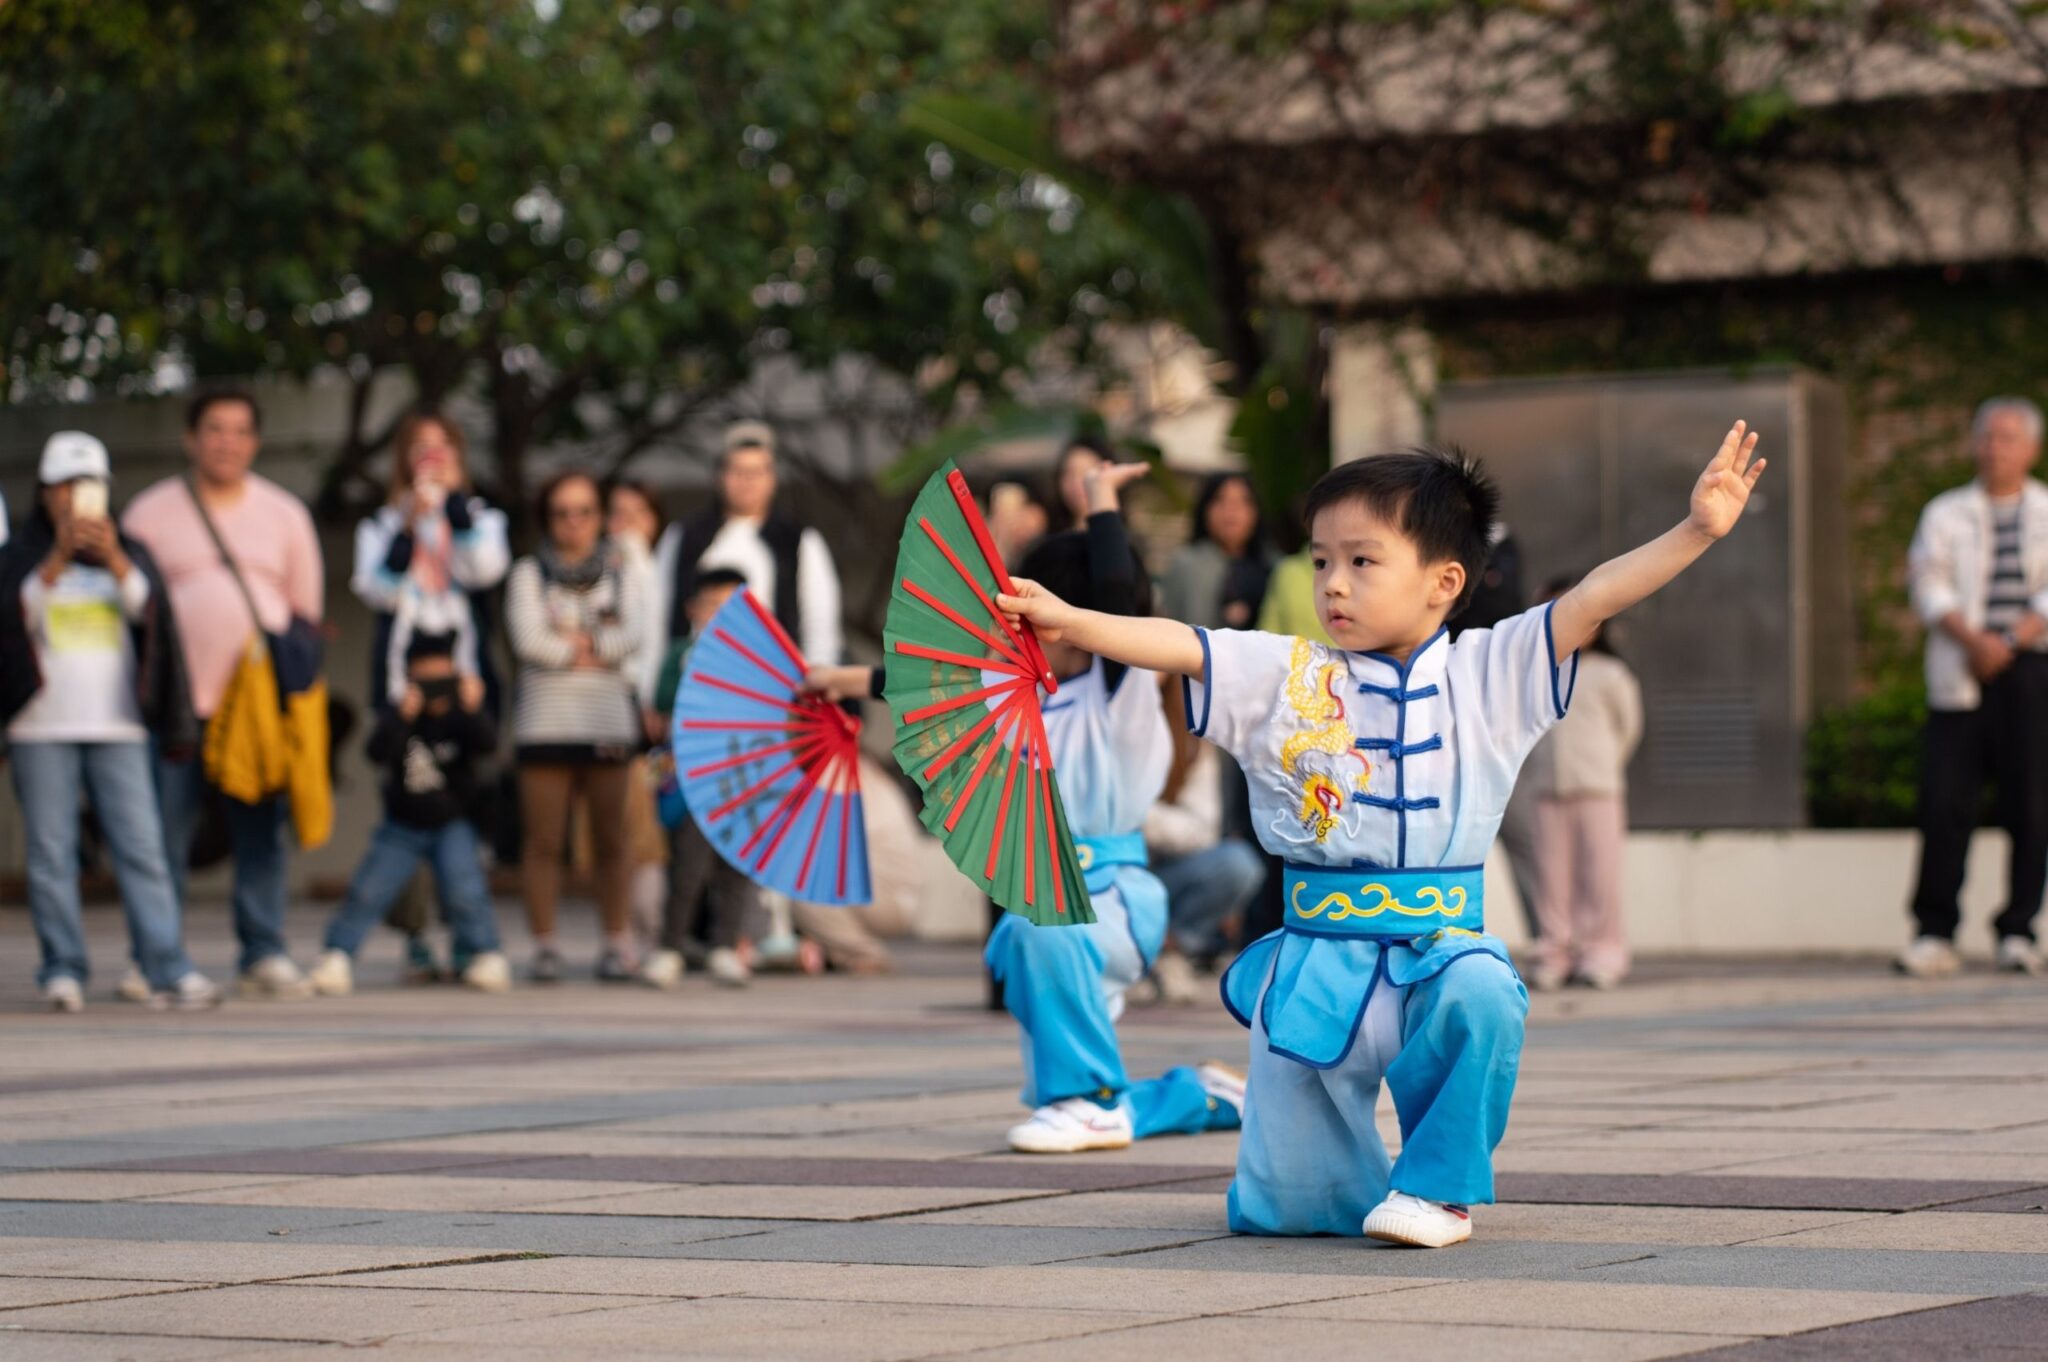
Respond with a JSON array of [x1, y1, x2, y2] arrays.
[[1997, 936, 2044, 976], [461, 952, 512, 994], [1895, 935, 1962, 978], [115, 968, 154, 1004], [1194, 1060, 1247, 1119], [149, 972, 222, 1012], [240, 954, 315, 1000], [1526, 961, 1568, 993], [707, 946, 751, 989], [1364, 1191, 1473, 1248], [306, 950, 353, 998], [1153, 953, 1200, 1006], [1005, 1097, 1134, 1154], [640, 949, 685, 990], [42, 976, 85, 1013]]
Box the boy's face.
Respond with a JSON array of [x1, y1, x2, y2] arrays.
[[687, 583, 740, 634], [409, 654, 458, 711], [1309, 499, 1465, 655]]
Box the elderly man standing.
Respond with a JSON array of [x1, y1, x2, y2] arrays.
[[1902, 396, 2048, 978], [663, 421, 842, 664]]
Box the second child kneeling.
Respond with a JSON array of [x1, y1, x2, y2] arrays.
[[310, 634, 509, 994]]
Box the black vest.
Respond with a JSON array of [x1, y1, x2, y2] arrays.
[[668, 507, 805, 641]]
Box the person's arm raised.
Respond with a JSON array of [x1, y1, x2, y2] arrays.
[[1548, 421, 1767, 663], [994, 579, 1207, 678]]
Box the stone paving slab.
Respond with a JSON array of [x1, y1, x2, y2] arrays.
[[6, 915, 2048, 1359]]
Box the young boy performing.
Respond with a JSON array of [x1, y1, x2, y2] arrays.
[[997, 422, 1766, 1242], [310, 634, 509, 995], [814, 464, 1244, 1153]]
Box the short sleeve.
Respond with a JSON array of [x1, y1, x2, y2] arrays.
[[1182, 627, 1297, 765], [1462, 600, 1579, 766]]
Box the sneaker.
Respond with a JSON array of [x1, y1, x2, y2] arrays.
[[149, 972, 223, 1012], [1526, 961, 1568, 993], [754, 931, 801, 969], [640, 949, 685, 990], [42, 976, 85, 1013], [1997, 936, 2044, 977], [401, 936, 444, 985], [1153, 953, 1200, 1006], [707, 946, 751, 989], [115, 968, 154, 1004], [306, 950, 353, 997], [1005, 1096, 1135, 1154], [238, 955, 314, 1000], [1194, 1060, 1247, 1119], [529, 946, 563, 984], [1363, 1191, 1473, 1248], [1572, 966, 1625, 991], [595, 949, 636, 983], [461, 952, 512, 993], [1895, 935, 1962, 979]]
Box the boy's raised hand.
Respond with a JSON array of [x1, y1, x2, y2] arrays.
[[1688, 420, 1767, 541], [994, 578, 1078, 643]]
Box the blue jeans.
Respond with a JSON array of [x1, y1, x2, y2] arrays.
[[1156, 838, 1266, 957], [10, 740, 197, 990], [154, 744, 289, 974], [323, 819, 500, 961]]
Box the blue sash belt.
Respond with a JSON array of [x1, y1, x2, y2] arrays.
[[1076, 832, 1147, 895], [1283, 862, 1484, 939]]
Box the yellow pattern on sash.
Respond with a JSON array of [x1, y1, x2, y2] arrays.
[[1290, 878, 1469, 922]]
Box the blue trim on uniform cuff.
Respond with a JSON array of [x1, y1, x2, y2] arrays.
[[1543, 599, 1580, 719], [1185, 626, 1214, 737]]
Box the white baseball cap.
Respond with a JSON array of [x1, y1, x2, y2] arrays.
[[39, 431, 111, 486]]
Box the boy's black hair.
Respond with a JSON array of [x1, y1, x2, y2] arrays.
[[687, 567, 749, 601], [1303, 447, 1500, 610], [406, 631, 457, 664], [1016, 529, 1153, 617]]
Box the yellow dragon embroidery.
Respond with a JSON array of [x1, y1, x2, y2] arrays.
[[1279, 638, 1370, 841]]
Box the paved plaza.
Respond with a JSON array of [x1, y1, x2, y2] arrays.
[[2, 908, 2047, 1360]]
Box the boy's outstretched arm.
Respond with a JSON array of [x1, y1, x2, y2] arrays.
[[995, 582, 1208, 678], [1549, 420, 1767, 663]]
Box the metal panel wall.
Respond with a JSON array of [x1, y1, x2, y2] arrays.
[[1435, 368, 1851, 828]]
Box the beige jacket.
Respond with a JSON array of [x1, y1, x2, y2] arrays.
[[1522, 652, 1642, 800], [1907, 478, 2048, 712]]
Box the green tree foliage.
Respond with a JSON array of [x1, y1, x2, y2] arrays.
[[0, 0, 1172, 513]]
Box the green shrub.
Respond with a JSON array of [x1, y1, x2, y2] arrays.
[[1805, 683, 1925, 828]]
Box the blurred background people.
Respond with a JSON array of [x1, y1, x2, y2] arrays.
[[125, 388, 325, 1000], [507, 469, 647, 983], [1522, 577, 1643, 990], [0, 432, 217, 1012]]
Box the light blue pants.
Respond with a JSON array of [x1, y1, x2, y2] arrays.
[[155, 740, 291, 974], [323, 819, 501, 962], [985, 872, 1240, 1140], [1227, 950, 1527, 1235], [9, 740, 198, 990]]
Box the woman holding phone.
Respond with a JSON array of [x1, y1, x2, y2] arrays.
[[0, 432, 215, 1011]]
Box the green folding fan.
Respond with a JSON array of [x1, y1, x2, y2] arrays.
[[882, 461, 1093, 926]]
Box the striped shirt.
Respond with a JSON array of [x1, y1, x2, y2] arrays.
[[1985, 496, 2030, 638], [505, 554, 646, 760]]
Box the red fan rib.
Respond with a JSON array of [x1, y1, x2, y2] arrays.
[[685, 733, 818, 781], [920, 687, 1022, 783], [742, 757, 820, 865], [742, 591, 811, 675], [901, 578, 1027, 672], [1038, 760, 1067, 917], [835, 791, 852, 899], [1021, 736, 1039, 907], [942, 697, 1025, 831], [899, 670, 1031, 726], [681, 719, 802, 733], [983, 723, 1028, 883], [712, 626, 799, 692], [793, 747, 839, 894], [703, 733, 830, 823], [696, 671, 812, 717], [894, 640, 1026, 676], [917, 516, 1037, 667], [947, 469, 1057, 695]]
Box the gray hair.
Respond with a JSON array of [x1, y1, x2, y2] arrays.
[[1974, 396, 2044, 444]]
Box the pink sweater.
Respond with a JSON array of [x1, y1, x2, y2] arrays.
[[123, 474, 324, 718]]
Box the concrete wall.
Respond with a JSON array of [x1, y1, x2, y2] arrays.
[[1481, 828, 2013, 960]]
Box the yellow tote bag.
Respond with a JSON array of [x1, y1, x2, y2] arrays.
[[285, 677, 333, 849], [203, 636, 288, 804]]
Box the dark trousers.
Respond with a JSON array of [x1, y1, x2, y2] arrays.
[[1910, 655, 2048, 942], [661, 818, 753, 957]]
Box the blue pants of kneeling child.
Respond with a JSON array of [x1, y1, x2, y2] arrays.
[[323, 819, 501, 963]]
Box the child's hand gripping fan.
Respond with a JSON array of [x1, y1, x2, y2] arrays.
[[882, 460, 1093, 927], [672, 590, 871, 905]]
